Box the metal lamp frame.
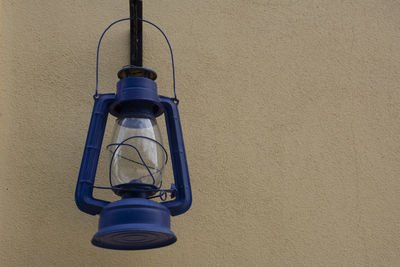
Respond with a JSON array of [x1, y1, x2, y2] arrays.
[[75, 92, 192, 216]]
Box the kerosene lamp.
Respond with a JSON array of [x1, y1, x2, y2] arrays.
[[75, 0, 192, 250]]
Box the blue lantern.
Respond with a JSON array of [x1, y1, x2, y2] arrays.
[[75, 1, 192, 250]]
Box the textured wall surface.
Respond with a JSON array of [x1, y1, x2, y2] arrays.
[[1, 0, 400, 266]]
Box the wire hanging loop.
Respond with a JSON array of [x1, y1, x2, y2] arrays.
[[107, 135, 168, 188], [101, 135, 172, 201], [94, 17, 178, 103]]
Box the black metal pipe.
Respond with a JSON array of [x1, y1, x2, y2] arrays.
[[130, 0, 143, 66]]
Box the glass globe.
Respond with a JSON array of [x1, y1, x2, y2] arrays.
[[108, 116, 166, 189]]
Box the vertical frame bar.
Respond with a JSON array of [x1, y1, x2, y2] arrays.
[[159, 96, 192, 216], [75, 94, 115, 215]]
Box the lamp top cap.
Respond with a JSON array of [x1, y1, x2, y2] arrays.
[[118, 65, 157, 81]]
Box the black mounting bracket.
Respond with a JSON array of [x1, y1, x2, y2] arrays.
[[130, 0, 143, 66]]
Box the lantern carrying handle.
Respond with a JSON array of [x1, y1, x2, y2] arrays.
[[94, 17, 178, 103]]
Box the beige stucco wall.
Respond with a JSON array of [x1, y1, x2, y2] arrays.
[[1, 0, 400, 266]]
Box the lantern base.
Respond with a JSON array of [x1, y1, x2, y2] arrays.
[[92, 198, 176, 250]]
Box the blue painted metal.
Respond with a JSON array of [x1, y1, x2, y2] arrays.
[[109, 76, 164, 118], [75, 77, 191, 217], [75, 71, 192, 249], [75, 94, 115, 215], [92, 198, 176, 250], [159, 96, 192, 216]]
